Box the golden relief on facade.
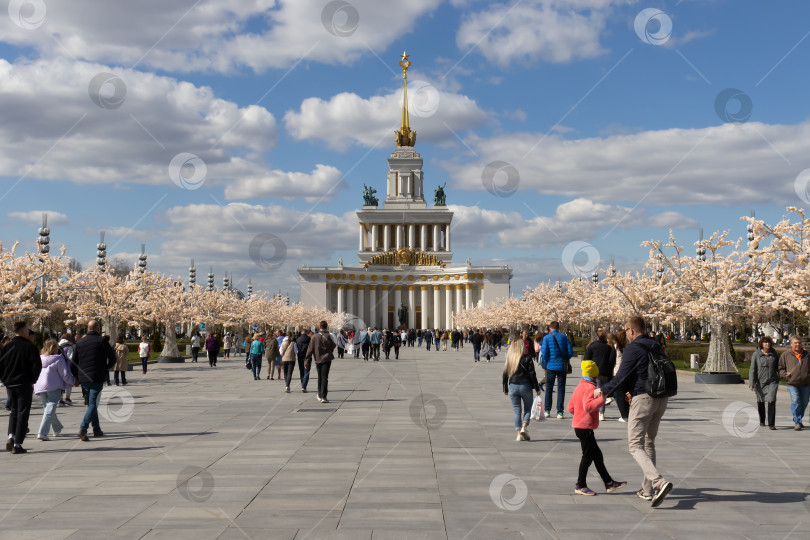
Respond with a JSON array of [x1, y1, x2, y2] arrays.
[[363, 248, 445, 268]]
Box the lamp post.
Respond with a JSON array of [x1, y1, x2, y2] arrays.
[[223, 274, 230, 290], [591, 270, 598, 284], [208, 267, 214, 291], [696, 228, 706, 262], [189, 259, 196, 287], [247, 279, 253, 300], [97, 232, 107, 272], [37, 214, 50, 255], [138, 244, 147, 274]]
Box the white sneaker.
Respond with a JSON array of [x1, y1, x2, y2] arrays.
[[321, 398, 329, 404], [605, 397, 614, 405], [516, 432, 522, 441], [599, 413, 605, 421], [317, 396, 323, 402], [519, 428, 530, 441], [618, 417, 627, 423], [37, 435, 49, 441]]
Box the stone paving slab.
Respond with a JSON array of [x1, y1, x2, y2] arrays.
[[1, 345, 809, 539]]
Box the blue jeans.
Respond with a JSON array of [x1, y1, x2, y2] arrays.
[[37, 389, 63, 437], [787, 384, 810, 425], [141, 357, 148, 373], [80, 382, 104, 432], [544, 370, 567, 414], [473, 343, 480, 361], [509, 383, 534, 429], [297, 357, 310, 389], [251, 354, 263, 379]]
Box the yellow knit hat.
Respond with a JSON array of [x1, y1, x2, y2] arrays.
[[581, 360, 599, 378]]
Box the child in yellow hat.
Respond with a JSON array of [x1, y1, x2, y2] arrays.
[[566, 360, 627, 496]]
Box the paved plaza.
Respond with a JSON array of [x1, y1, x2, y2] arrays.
[[1, 345, 809, 539]]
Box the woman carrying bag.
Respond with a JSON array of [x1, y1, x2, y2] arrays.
[[502, 340, 541, 441], [750, 336, 779, 430]]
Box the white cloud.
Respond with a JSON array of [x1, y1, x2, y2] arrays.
[[0, 58, 340, 200], [0, 0, 443, 73], [443, 121, 810, 206], [456, 0, 617, 67], [224, 164, 345, 202], [7, 210, 68, 226], [284, 86, 488, 151]]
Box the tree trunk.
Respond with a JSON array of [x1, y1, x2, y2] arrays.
[[702, 318, 738, 373], [161, 322, 180, 357], [102, 316, 119, 344]]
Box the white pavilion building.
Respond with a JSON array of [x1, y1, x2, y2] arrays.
[[298, 53, 511, 329]]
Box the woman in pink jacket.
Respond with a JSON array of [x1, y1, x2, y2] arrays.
[[34, 339, 76, 440], [567, 360, 626, 496]]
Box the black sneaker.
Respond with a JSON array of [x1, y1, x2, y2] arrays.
[[651, 480, 673, 508], [93, 429, 104, 437], [5, 439, 13, 452], [78, 430, 89, 442], [11, 446, 27, 454]]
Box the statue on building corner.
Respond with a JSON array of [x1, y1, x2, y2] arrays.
[[434, 183, 446, 206], [398, 303, 408, 327], [363, 184, 379, 206]]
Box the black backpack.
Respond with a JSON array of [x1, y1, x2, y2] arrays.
[[638, 343, 677, 398]]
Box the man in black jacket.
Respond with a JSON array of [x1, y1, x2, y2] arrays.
[[295, 330, 311, 392], [584, 329, 615, 421], [72, 320, 116, 441], [0, 321, 42, 454], [596, 316, 673, 508], [470, 330, 482, 362]]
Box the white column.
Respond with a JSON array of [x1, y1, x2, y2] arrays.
[[408, 225, 415, 249], [446, 224, 451, 252], [433, 224, 439, 251], [445, 286, 453, 329], [433, 286, 441, 330], [455, 285, 463, 318], [396, 225, 403, 249], [421, 285, 429, 329], [408, 286, 416, 329], [346, 285, 354, 317], [358, 225, 364, 251], [394, 286, 402, 327], [371, 225, 379, 251], [337, 285, 345, 313], [379, 285, 388, 328], [369, 285, 377, 328], [356, 286, 365, 321], [465, 284, 472, 310], [420, 225, 427, 251], [383, 225, 390, 252]]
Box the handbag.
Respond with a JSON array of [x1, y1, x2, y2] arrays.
[[531, 395, 546, 421], [551, 334, 573, 374]]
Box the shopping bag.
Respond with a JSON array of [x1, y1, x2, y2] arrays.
[[347, 343, 354, 355], [531, 395, 545, 421]]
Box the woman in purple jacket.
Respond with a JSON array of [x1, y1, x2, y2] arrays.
[[34, 339, 76, 440], [205, 334, 220, 367]]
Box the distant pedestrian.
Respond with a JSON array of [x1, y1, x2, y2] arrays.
[[425, 330, 433, 351], [249, 333, 264, 380], [58, 334, 76, 405], [607, 331, 629, 422], [306, 321, 336, 403], [190, 332, 200, 362], [113, 335, 128, 386], [223, 333, 232, 359], [266, 330, 281, 380], [778, 336, 810, 430], [370, 328, 382, 361], [72, 320, 117, 442], [393, 330, 402, 359], [541, 321, 574, 420], [295, 330, 312, 392], [502, 340, 540, 441], [359, 328, 371, 361], [138, 335, 150, 374], [334, 330, 347, 359], [480, 333, 497, 363], [34, 339, 75, 440], [279, 332, 295, 392], [205, 333, 219, 367], [470, 329, 482, 362], [749, 336, 778, 430], [441, 331, 449, 351], [0, 321, 42, 453], [567, 360, 626, 496]]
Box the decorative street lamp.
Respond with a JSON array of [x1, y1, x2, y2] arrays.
[[208, 267, 214, 291], [223, 273, 230, 290], [138, 244, 147, 273], [696, 228, 706, 262], [37, 213, 50, 255], [97, 231, 107, 272], [656, 253, 665, 280], [747, 209, 756, 257], [607, 260, 616, 278], [247, 279, 253, 300], [189, 259, 196, 287], [591, 270, 599, 284]]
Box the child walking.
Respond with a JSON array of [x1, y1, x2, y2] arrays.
[[567, 360, 626, 496]]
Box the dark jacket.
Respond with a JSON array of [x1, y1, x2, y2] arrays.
[[584, 338, 615, 377], [295, 334, 311, 361], [601, 335, 660, 397], [778, 349, 810, 387], [503, 354, 540, 394], [0, 336, 42, 387], [470, 332, 482, 346], [306, 332, 335, 365], [72, 331, 116, 384], [205, 335, 219, 353]]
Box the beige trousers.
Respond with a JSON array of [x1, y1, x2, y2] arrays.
[[628, 393, 668, 493]]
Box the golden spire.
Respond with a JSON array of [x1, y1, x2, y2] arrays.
[[395, 51, 416, 147]]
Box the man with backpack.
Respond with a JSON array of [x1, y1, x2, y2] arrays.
[[595, 316, 674, 508]]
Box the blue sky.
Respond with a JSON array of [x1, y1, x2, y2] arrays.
[[1, 0, 809, 299]]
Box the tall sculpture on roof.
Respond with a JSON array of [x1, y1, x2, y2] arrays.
[[395, 52, 417, 147]]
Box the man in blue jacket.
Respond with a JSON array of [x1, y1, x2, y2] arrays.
[[540, 321, 573, 419], [595, 316, 673, 508]]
